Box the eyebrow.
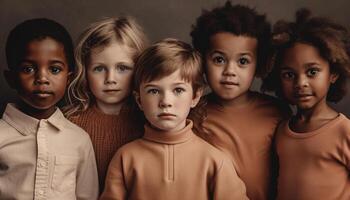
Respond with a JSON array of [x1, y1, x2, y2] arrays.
[[143, 82, 187, 88], [281, 62, 321, 70], [210, 50, 254, 57], [20, 59, 66, 66]]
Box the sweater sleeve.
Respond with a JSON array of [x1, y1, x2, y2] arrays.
[[212, 158, 249, 200], [99, 150, 127, 200]]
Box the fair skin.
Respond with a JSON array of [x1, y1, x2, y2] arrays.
[[280, 42, 339, 133], [206, 32, 258, 107], [5, 38, 70, 119], [134, 69, 202, 133], [87, 42, 135, 115]]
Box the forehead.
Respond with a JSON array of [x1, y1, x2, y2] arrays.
[[142, 69, 191, 87], [89, 42, 134, 62], [282, 43, 327, 66], [23, 38, 66, 61], [208, 32, 258, 54]]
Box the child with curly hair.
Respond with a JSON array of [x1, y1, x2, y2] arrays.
[[262, 9, 350, 200], [191, 2, 291, 199]]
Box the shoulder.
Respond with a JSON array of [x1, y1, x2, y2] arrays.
[[191, 134, 229, 161], [251, 92, 292, 119], [0, 118, 17, 137], [60, 116, 91, 141], [67, 107, 93, 122], [116, 139, 145, 155], [335, 114, 350, 135]]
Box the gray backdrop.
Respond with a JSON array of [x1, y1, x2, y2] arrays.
[[1, 0, 349, 116]]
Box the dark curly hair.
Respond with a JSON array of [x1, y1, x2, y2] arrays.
[[190, 1, 271, 77], [262, 8, 350, 103], [5, 18, 75, 72]]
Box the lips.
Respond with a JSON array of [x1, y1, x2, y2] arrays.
[[158, 113, 176, 119], [33, 90, 54, 98], [103, 89, 121, 93], [294, 93, 313, 101], [220, 80, 239, 85]]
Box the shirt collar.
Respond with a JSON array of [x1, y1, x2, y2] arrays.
[[143, 120, 193, 144], [2, 103, 65, 136]]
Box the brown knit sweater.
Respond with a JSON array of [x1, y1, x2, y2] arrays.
[[68, 104, 144, 192]]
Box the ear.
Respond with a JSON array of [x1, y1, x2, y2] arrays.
[[191, 88, 203, 108], [3, 70, 17, 89], [330, 72, 339, 84], [133, 91, 143, 110]]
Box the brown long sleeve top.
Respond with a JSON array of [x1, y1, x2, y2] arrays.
[[100, 120, 248, 200], [276, 113, 350, 200], [68, 104, 143, 192], [197, 92, 290, 200]]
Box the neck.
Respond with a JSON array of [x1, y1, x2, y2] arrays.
[[215, 91, 253, 107], [296, 98, 337, 122], [96, 100, 123, 115], [17, 100, 56, 120]]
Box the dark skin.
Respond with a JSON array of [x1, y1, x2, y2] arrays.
[[280, 43, 339, 133], [4, 37, 71, 119]]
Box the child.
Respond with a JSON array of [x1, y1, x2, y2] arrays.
[[0, 18, 98, 199], [100, 38, 248, 200], [64, 17, 147, 192], [262, 9, 350, 200], [191, 2, 291, 199]]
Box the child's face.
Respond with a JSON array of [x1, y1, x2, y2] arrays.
[[87, 43, 134, 111], [135, 70, 201, 132], [280, 43, 338, 110], [205, 32, 257, 102], [9, 38, 70, 113]]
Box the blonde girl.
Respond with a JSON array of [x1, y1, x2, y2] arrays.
[[64, 17, 147, 192]]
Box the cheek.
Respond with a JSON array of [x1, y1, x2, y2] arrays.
[[17, 75, 33, 92], [118, 73, 133, 89], [238, 68, 255, 87], [280, 81, 294, 95], [206, 66, 222, 83], [87, 74, 103, 91]]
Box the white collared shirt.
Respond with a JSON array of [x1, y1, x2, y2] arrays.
[[0, 103, 98, 200]]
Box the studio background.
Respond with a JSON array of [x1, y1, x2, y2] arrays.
[[1, 0, 350, 116]]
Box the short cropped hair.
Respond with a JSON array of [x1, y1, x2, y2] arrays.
[[190, 1, 271, 77], [262, 9, 350, 103], [5, 18, 75, 72], [134, 38, 204, 94]]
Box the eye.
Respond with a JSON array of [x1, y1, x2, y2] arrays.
[[212, 55, 226, 65], [93, 65, 105, 72], [20, 65, 35, 74], [147, 88, 159, 94], [238, 57, 250, 65], [116, 64, 132, 72], [281, 71, 295, 80], [174, 87, 185, 95], [306, 68, 319, 77], [50, 66, 62, 74]]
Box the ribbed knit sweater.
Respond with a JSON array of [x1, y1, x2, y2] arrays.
[[68, 105, 144, 192]]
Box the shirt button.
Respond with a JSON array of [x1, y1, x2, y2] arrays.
[[38, 190, 44, 195], [40, 161, 47, 167]]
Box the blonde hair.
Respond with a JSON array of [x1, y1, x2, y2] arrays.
[[64, 16, 148, 117]]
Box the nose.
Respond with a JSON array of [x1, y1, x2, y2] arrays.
[[222, 61, 236, 76], [34, 68, 49, 85], [295, 75, 309, 89], [104, 69, 117, 84], [159, 92, 172, 108]]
